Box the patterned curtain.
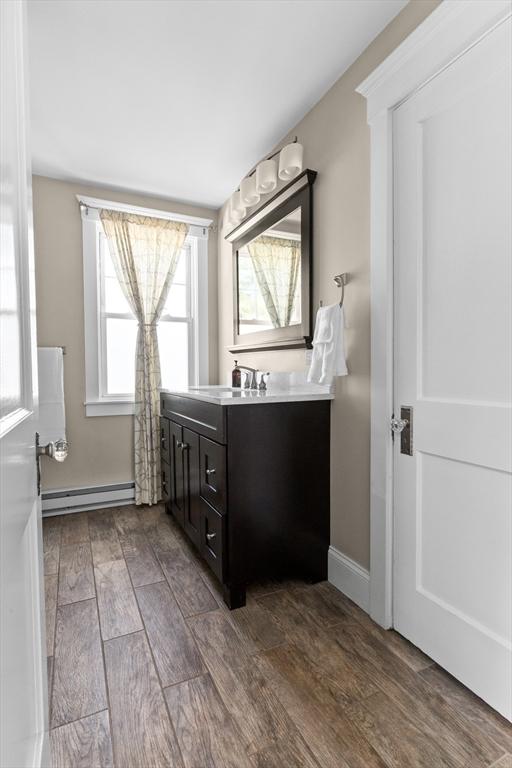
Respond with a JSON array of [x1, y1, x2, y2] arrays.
[[247, 235, 301, 327], [100, 210, 188, 505]]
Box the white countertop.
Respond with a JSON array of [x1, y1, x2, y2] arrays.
[[160, 383, 334, 406]]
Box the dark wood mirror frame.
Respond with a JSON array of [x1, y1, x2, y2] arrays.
[[226, 169, 316, 354]]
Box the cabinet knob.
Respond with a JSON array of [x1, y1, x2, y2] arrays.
[[206, 532, 216, 541], [177, 441, 188, 451]]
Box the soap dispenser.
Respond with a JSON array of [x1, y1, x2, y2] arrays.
[[232, 360, 241, 388]]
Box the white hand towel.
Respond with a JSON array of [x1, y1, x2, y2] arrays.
[[37, 347, 66, 444], [307, 303, 348, 384]]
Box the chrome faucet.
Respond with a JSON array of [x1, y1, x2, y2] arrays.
[[237, 367, 270, 391], [237, 366, 258, 389]]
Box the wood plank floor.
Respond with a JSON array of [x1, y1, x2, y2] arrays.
[[44, 505, 512, 768]]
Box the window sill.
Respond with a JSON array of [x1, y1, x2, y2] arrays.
[[84, 400, 135, 417]]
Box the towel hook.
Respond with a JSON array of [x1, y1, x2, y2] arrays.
[[319, 273, 349, 308], [334, 273, 349, 307]]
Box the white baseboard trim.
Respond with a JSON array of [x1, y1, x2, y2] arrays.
[[328, 546, 370, 613], [42, 482, 135, 515]]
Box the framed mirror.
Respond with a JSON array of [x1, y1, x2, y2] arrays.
[[227, 170, 316, 353]]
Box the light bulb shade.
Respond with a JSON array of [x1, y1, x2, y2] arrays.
[[278, 142, 303, 181], [230, 190, 246, 219], [256, 159, 278, 194], [225, 206, 237, 228], [240, 175, 260, 206]]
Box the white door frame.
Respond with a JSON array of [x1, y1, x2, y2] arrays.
[[356, 0, 512, 629]]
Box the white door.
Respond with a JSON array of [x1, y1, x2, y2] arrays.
[[0, 2, 50, 766], [393, 16, 512, 719]]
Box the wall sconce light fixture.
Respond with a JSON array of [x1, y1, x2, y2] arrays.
[[228, 137, 304, 230]]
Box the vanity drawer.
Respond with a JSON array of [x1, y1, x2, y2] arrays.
[[160, 418, 170, 465], [199, 436, 226, 514], [160, 394, 226, 443], [200, 498, 225, 581], [161, 460, 171, 503]]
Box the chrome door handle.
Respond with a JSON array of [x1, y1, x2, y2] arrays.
[[36, 432, 68, 496], [205, 468, 216, 476], [206, 532, 216, 541], [390, 418, 408, 434]]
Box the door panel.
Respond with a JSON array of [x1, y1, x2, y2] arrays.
[[393, 17, 512, 719], [0, 2, 49, 765], [419, 453, 510, 640], [169, 421, 184, 526], [183, 428, 200, 546]]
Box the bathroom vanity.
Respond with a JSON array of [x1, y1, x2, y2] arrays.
[[160, 384, 332, 608]]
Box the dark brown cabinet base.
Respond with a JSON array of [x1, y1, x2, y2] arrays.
[[160, 392, 330, 609]]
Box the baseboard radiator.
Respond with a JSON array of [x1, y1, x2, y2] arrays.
[[42, 482, 135, 516]]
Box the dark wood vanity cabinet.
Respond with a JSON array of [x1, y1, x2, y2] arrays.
[[160, 392, 330, 609]]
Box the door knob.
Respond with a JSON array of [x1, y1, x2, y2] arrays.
[[36, 436, 68, 462], [206, 532, 216, 541], [391, 407, 413, 455], [35, 433, 68, 496]]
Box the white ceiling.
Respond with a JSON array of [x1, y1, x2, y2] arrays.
[[27, 0, 407, 208]]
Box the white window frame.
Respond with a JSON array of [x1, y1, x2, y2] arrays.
[[79, 195, 211, 416]]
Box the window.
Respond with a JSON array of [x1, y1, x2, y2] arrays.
[[237, 242, 301, 335], [99, 233, 191, 395], [80, 196, 211, 416], [237, 247, 274, 334]]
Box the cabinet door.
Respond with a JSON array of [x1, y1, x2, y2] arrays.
[[161, 461, 171, 504], [199, 436, 226, 514], [160, 418, 170, 466], [183, 428, 201, 547], [169, 421, 185, 527], [200, 498, 225, 582]]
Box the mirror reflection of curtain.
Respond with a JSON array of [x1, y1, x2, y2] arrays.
[[247, 235, 301, 328]]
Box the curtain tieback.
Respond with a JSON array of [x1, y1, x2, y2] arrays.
[[141, 322, 157, 327]]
